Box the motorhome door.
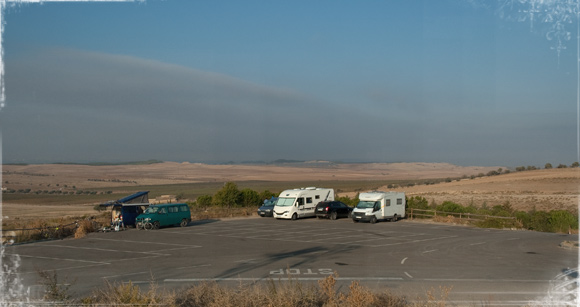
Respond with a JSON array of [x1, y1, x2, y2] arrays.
[[296, 197, 305, 216]]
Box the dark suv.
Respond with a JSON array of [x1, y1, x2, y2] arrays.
[[315, 201, 353, 220]]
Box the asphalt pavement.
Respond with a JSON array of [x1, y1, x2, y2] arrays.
[[4, 217, 578, 306]]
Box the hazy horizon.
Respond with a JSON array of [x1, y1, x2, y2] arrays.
[[1, 1, 578, 167]]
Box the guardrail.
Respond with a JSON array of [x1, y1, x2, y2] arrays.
[[406, 208, 517, 222]]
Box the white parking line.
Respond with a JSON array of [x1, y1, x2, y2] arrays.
[[13, 254, 110, 264], [404, 272, 413, 278], [161, 276, 404, 283], [401, 257, 408, 264], [469, 242, 486, 246], [90, 238, 201, 248], [42, 244, 170, 256], [422, 249, 437, 254]]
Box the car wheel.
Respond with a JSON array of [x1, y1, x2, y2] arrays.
[[392, 214, 397, 222], [352, 219, 359, 223], [180, 219, 188, 227], [370, 216, 377, 224], [144, 222, 153, 230], [330, 211, 337, 220], [153, 221, 160, 229], [291, 213, 298, 220]]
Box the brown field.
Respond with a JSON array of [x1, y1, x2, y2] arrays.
[[1, 162, 578, 221]]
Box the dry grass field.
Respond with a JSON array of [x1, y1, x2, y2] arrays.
[[1, 162, 578, 221]]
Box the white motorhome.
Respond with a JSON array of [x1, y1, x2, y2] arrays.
[[273, 187, 335, 220], [351, 191, 406, 224]]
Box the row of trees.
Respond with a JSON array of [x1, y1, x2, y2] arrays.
[[193, 182, 277, 207]]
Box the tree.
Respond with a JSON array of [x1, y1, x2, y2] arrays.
[[212, 182, 242, 207], [240, 188, 261, 207], [557, 164, 567, 169], [571, 162, 579, 168], [544, 163, 552, 169], [195, 195, 212, 207]]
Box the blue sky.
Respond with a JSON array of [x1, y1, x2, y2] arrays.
[[1, 0, 578, 166]]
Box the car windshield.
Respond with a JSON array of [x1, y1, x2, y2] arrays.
[[144, 206, 159, 214], [356, 201, 378, 209], [276, 197, 295, 207]]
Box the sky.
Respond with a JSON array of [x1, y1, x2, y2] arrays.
[[0, 0, 578, 166]]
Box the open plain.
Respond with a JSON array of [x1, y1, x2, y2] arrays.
[[1, 162, 579, 220]]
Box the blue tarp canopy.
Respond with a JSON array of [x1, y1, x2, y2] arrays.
[[100, 191, 150, 207]]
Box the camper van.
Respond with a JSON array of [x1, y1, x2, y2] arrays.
[[352, 191, 406, 224], [273, 187, 334, 220], [135, 203, 191, 229]]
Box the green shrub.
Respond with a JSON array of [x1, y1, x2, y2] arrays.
[[212, 182, 242, 207], [406, 196, 429, 210], [240, 188, 261, 207], [194, 194, 213, 207], [436, 201, 465, 213], [548, 210, 578, 233]]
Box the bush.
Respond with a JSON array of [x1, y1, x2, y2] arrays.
[[406, 196, 429, 210], [212, 182, 242, 207], [195, 195, 213, 207], [240, 188, 261, 207], [548, 210, 578, 233], [336, 194, 359, 207], [436, 201, 465, 213]]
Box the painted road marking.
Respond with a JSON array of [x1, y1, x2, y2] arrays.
[[401, 257, 408, 264], [175, 264, 212, 270], [469, 242, 486, 246], [160, 277, 404, 283], [404, 272, 413, 278], [90, 237, 201, 248], [13, 254, 110, 265], [422, 249, 437, 254]]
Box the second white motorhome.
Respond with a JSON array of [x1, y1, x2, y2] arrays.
[[273, 187, 335, 220], [351, 191, 406, 224]]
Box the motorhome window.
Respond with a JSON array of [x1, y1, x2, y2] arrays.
[[315, 195, 320, 199], [297, 198, 304, 206], [397, 198, 403, 205], [144, 206, 159, 214], [168, 206, 178, 213], [386, 199, 391, 206], [356, 201, 376, 209], [306, 197, 312, 204], [276, 198, 296, 207]]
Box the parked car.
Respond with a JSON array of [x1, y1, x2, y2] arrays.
[[315, 201, 353, 220], [257, 197, 278, 217], [136, 203, 191, 229]]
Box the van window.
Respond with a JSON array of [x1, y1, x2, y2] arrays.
[[179, 205, 189, 212], [159, 207, 167, 214], [397, 198, 403, 205], [144, 206, 159, 214], [306, 197, 312, 204], [385, 199, 391, 206], [168, 206, 178, 213]]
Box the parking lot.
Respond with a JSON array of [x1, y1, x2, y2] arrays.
[[5, 217, 578, 305]]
